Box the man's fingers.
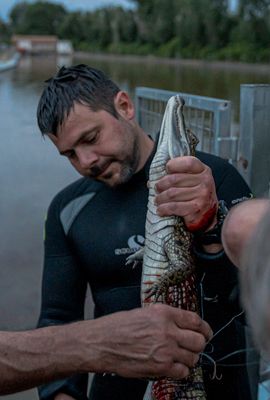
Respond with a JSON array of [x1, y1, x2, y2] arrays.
[[156, 200, 201, 219], [155, 173, 201, 193], [166, 156, 204, 174], [155, 186, 198, 204]]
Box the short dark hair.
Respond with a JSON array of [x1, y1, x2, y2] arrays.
[[37, 64, 120, 136]]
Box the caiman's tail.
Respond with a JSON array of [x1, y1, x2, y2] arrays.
[[143, 276, 207, 400], [150, 367, 205, 400]]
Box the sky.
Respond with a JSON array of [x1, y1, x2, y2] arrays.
[[0, 0, 135, 21]]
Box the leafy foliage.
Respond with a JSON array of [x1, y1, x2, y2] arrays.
[[10, 1, 67, 35], [6, 0, 270, 63], [0, 17, 10, 43]]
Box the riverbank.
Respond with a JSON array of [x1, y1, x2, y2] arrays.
[[75, 51, 270, 75]]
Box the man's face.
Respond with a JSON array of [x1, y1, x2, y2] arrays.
[[49, 97, 140, 187]]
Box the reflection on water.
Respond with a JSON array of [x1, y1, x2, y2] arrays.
[[1, 54, 270, 331]]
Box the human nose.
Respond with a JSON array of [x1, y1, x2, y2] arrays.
[[76, 148, 98, 169]]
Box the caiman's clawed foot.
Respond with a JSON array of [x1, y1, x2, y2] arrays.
[[125, 247, 144, 268]]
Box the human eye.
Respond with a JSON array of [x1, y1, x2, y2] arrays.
[[85, 130, 100, 144], [62, 150, 76, 160]]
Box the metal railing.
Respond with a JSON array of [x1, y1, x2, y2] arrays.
[[135, 87, 236, 161], [135, 85, 270, 196], [238, 84, 270, 197]]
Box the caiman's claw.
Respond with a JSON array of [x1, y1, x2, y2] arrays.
[[125, 247, 144, 269]]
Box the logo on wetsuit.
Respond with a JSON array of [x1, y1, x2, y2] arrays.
[[114, 235, 145, 256]]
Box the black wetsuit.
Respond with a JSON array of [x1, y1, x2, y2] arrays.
[[38, 148, 254, 400]]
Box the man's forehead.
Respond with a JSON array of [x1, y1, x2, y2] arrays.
[[63, 102, 110, 125], [48, 109, 104, 151], [56, 103, 96, 134], [65, 102, 93, 121]]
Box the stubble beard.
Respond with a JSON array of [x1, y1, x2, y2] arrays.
[[87, 121, 141, 187], [109, 134, 140, 187]]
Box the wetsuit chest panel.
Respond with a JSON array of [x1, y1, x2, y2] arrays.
[[67, 176, 149, 290]]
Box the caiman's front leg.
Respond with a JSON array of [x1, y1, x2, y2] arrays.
[[125, 247, 144, 268]]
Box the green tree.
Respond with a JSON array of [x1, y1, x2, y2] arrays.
[[130, 0, 175, 45], [0, 17, 10, 42], [10, 1, 67, 35], [173, 0, 206, 48], [107, 7, 137, 44], [231, 0, 270, 47], [58, 12, 86, 45], [9, 1, 28, 32], [118, 9, 137, 42], [237, 0, 270, 19], [201, 0, 231, 48], [94, 9, 112, 47], [6, 0, 270, 62]]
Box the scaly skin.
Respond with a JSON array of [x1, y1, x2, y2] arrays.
[[142, 96, 206, 400]]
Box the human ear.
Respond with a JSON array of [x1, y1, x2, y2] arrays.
[[114, 91, 135, 120]]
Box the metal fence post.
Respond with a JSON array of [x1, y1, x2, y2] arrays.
[[238, 84, 270, 197]]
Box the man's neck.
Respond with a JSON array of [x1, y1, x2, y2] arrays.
[[136, 131, 155, 172]]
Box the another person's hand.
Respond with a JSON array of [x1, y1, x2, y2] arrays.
[[54, 394, 75, 400], [155, 156, 218, 232], [222, 198, 270, 267], [91, 304, 212, 379]]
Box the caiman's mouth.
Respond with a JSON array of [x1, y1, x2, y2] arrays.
[[157, 95, 191, 160]]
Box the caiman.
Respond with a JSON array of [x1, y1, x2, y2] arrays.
[[141, 95, 206, 400]]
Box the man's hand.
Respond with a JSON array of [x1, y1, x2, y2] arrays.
[[87, 304, 212, 380], [154, 156, 218, 231]]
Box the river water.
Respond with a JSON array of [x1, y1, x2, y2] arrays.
[[1, 52, 269, 399]]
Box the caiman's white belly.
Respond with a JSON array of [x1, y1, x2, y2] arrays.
[[141, 148, 175, 302]]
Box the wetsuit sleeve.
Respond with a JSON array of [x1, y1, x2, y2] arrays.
[[37, 196, 88, 400]]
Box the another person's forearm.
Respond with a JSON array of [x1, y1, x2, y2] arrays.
[[54, 393, 75, 400], [0, 323, 91, 395], [0, 306, 211, 395], [222, 199, 270, 267]]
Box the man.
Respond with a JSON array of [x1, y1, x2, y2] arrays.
[[222, 198, 270, 354], [36, 64, 254, 400], [0, 305, 211, 395]]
